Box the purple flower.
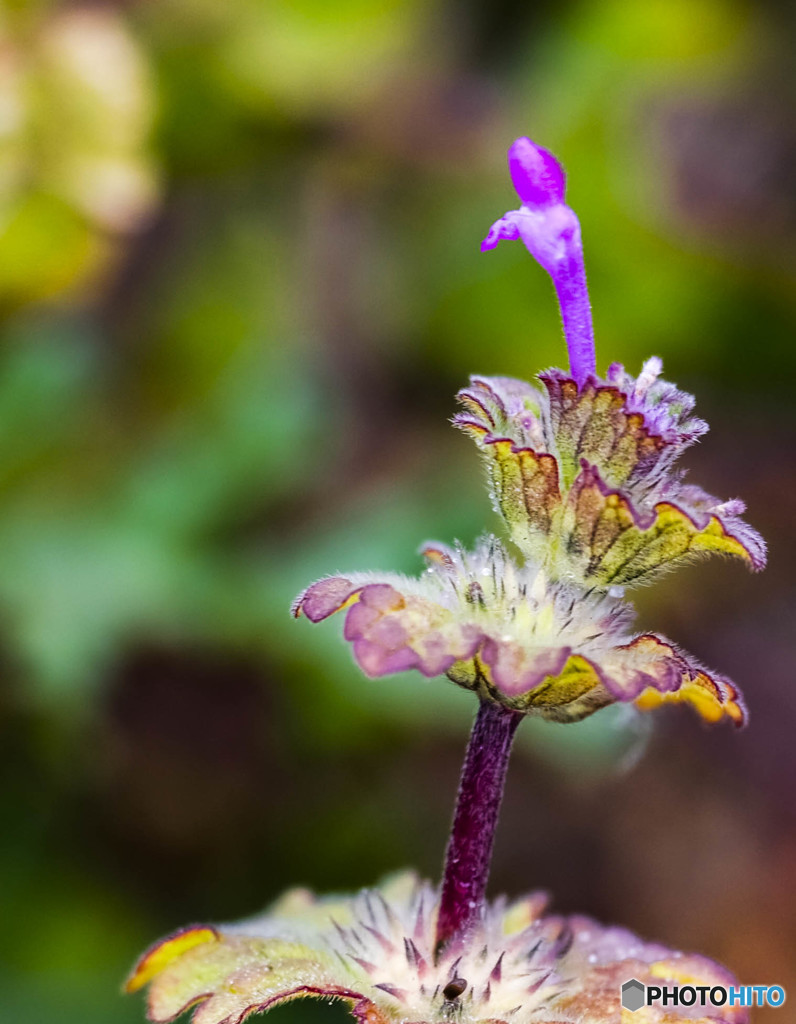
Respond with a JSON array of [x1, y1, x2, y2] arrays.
[[482, 137, 596, 384], [128, 873, 749, 1024]]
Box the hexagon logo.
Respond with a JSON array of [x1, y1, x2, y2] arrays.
[[621, 978, 645, 1012]]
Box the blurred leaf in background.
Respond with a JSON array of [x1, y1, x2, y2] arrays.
[[0, 2, 158, 304]]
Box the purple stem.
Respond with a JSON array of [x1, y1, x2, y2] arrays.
[[435, 699, 523, 956], [553, 248, 596, 384]]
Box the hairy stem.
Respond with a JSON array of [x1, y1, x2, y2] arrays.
[[435, 699, 522, 956], [552, 249, 595, 385]]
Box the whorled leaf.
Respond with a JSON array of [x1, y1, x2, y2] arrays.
[[454, 429, 560, 565], [128, 873, 748, 1024], [129, 929, 370, 1024], [293, 538, 745, 726], [455, 376, 558, 563], [604, 634, 745, 727], [559, 462, 761, 587], [454, 370, 765, 584], [539, 364, 706, 492]]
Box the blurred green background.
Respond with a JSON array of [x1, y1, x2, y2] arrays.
[[0, 0, 795, 1021]]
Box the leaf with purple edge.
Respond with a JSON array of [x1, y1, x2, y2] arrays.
[[293, 537, 747, 727], [455, 376, 561, 561], [559, 463, 762, 586], [539, 371, 668, 490], [129, 876, 750, 1024], [129, 930, 371, 1024], [481, 438, 561, 561], [606, 634, 747, 727], [294, 575, 483, 680]]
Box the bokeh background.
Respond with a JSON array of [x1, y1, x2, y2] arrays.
[[1, 0, 795, 1021]]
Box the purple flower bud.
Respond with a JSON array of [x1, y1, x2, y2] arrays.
[[508, 136, 566, 205], [483, 137, 596, 385]]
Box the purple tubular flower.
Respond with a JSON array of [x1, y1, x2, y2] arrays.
[[482, 137, 596, 384]]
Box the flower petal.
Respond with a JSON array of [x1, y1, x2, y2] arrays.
[[507, 136, 566, 206], [480, 211, 522, 251]]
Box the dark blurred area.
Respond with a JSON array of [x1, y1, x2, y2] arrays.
[[0, 1, 794, 1021]]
